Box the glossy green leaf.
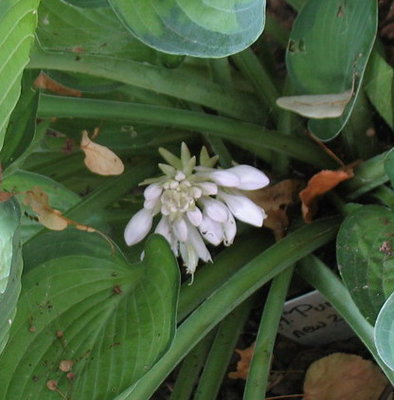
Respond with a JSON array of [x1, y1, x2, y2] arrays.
[[337, 205, 394, 323], [63, 0, 109, 7], [36, 0, 182, 67], [0, 198, 22, 353], [385, 148, 394, 189], [365, 47, 394, 130], [0, 232, 179, 400], [0, 71, 39, 170], [0, 0, 40, 151], [286, 0, 377, 140], [108, 0, 266, 58], [375, 291, 394, 370]]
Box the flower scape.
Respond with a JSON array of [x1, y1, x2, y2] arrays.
[[124, 143, 269, 275]]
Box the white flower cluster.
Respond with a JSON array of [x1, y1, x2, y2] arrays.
[[124, 143, 269, 275]]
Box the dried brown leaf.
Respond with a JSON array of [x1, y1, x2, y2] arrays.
[[23, 187, 113, 251], [81, 130, 124, 176], [248, 179, 304, 239], [24, 187, 68, 231], [303, 353, 388, 400], [300, 169, 354, 223], [228, 343, 255, 380], [34, 72, 82, 97], [0, 192, 13, 203]]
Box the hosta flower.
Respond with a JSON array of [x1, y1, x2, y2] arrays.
[[124, 143, 269, 275]]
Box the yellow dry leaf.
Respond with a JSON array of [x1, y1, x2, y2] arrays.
[[24, 187, 68, 231], [23, 187, 113, 252], [228, 343, 255, 380], [303, 353, 388, 400], [300, 168, 354, 223], [248, 179, 304, 239], [34, 72, 82, 97], [276, 88, 353, 119], [0, 192, 13, 203], [80, 130, 124, 176]]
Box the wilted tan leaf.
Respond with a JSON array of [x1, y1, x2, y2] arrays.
[[300, 169, 353, 223], [276, 88, 353, 119], [303, 353, 388, 400], [80, 130, 124, 176], [34, 72, 82, 97], [0, 192, 13, 203], [23, 187, 113, 251], [248, 179, 304, 239], [24, 187, 68, 231], [228, 343, 255, 380]]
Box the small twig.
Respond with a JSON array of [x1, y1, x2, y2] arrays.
[[306, 131, 345, 168]]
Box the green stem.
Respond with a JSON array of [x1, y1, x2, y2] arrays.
[[232, 49, 280, 120], [343, 151, 389, 199], [28, 48, 260, 121], [265, 15, 290, 48], [297, 256, 394, 385], [170, 331, 216, 400], [371, 185, 394, 209], [243, 267, 294, 400], [285, 0, 307, 11], [114, 217, 341, 400], [194, 296, 255, 400], [178, 232, 272, 321], [37, 95, 337, 168]]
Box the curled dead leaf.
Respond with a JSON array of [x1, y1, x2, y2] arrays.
[[23, 187, 68, 231], [228, 343, 255, 380], [34, 72, 82, 97], [0, 191, 13, 203], [80, 130, 124, 176], [23, 187, 114, 250], [248, 179, 304, 239], [300, 168, 354, 223], [303, 353, 388, 400]]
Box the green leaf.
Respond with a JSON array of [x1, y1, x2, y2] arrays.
[[375, 291, 394, 370], [0, 232, 179, 400], [36, 0, 182, 66], [286, 0, 377, 140], [337, 205, 394, 323], [0, 0, 40, 151], [63, 0, 109, 7], [385, 148, 394, 189], [365, 47, 394, 130], [108, 0, 266, 58], [0, 198, 22, 354], [0, 71, 39, 170]]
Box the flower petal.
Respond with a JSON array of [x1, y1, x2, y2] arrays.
[[180, 242, 199, 275], [155, 216, 178, 256], [199, 215, 224, 246], [227, 165, 270, 190], [187, 207, 203, 226], [206, 170, 240, 187], [173, 217, 188, 242], [219, 192, 266, 227], [201, 198, 229, 223], [197, 182, 218, 196], [187, 224, 212, 263], [144, 183, 163, 201], [124, 208, 153, 245], [223, 213, 237, 246]]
